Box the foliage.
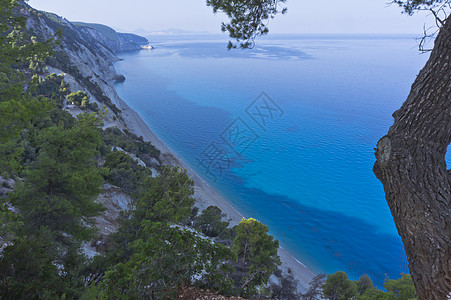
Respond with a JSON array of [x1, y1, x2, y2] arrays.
[[321, 272, 417, 300], [134, 166, 195, 224], [0, 0, 55, 174], [193, 205, 230, 238], [232, 218, 281, 296], [384, 274, 417, 299], [322, 271, 358, 300], [99, 223, 234, 299], [0, 232, 66, 299], [206, 0, 287, 49], [0, 228, 95, 299], [301, 273, 326, 300], [0, 198, 22, 241], [392, 0, 450, 15], [96, 168, 235, 299], [31, 73, 70, 107], [12, 113, 105, 242], [101, 127, 160, 167], [355, 274, 374, 295], [67, 90, 90, 108], [102, 150, 152, 195], [103, 166, 195, 265], [270, 268, 301, 300]]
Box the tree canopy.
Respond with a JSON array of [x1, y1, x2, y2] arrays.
[[392, 0, 450, 15], [232, 218, 281, 296], [206, 0, 287, 49]]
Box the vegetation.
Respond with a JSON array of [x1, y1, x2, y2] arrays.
[[322, 271, 359, 300], [31, 73, 70, 107], [13, 113, 105, 241], [207, 0, 287, 49], [231, 218, 281, 297], [0, 0, 54, 173], [67, 90, 89, 106], [270, 268, 302, 300], [193, 205, 230, 238], [101, 127, 160, 168], [321, 272, 417, 300]]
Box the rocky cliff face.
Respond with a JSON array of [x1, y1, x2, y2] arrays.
[[22, 4, 143, 125], [74, 22, 149, 52], [18, 4, 155, 243]]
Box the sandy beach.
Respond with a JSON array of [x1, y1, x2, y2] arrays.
[[118, 97, 315, 291]]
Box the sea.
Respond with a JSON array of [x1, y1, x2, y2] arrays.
[[114, 33, 450, 287]]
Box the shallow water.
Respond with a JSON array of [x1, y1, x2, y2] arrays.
[[114, 34, 446, 286]]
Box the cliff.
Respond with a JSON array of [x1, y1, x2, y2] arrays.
[[73, 22, 149, 52], [17, 5, 155, 245], [21, 5, 145, 126]]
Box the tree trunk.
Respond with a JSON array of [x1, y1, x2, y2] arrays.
[[373, 16, 451, 300]]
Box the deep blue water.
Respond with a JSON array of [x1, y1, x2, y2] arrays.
[[114, 34, 449, 286]]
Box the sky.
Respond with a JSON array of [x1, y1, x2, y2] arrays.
[[28, 0, 435, 35]]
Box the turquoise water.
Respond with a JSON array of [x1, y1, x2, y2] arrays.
[[114, 35, 446, 286]]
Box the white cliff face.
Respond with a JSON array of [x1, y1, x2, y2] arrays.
[[83, 184, 133, 258], [95, 184, 133, 235], [24, 5, 136, 126]]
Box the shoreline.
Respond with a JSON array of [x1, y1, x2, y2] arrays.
[[117, 96, 315, 290]]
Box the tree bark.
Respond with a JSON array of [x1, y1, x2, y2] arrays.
[[373, 16, 451, 300]]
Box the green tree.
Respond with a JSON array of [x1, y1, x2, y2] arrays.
[[105, 166, 196, 266], [100, 222, 234, 299], [102, 150, 151, 195], [12, 113, 104, 242], [232, 218, 281, 296], [358, 287, 386, 300], [0, 233, 65, 299], [0, 0, 54, 173], [384, 274, 417, 300], [322, 271, 358, 300], [32, 73, 70, 107], [193, 205, 230, 237], [206, 0, 287, 49], [0, 198, 22, 243], [134, 166, 195, 223], [67, 90, 90, 108], [271, 268, 301, 300], [301, 273, 326, 300], [0, 228, 92, 299], [355, 274, 374, 296]]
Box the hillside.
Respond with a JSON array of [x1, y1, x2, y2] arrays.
[[30, 9, 148, 54], [74, 21, 149, 51]]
